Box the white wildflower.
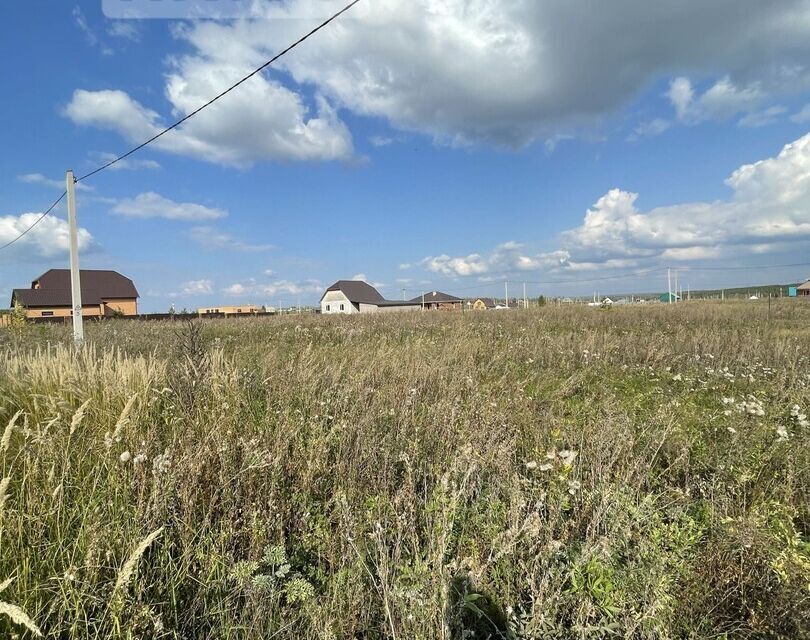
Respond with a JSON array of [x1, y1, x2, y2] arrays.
[[567, 480, 581, 495], [525, 461, 538, 470], [558, 450, 578, 466], [119, 451, 131, 464], [538, 462, 554, 472]]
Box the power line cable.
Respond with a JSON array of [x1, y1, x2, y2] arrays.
[[0, 0, 361, 254], [76, 0, 362, 183], [0, 191, 66, 252]]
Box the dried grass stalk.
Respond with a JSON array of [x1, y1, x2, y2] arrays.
[[113, 526, 164, 595], [0, 601, 43, 637]]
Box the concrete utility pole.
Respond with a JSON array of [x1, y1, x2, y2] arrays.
[[505, 281, 509, 309], [667, 268, 672, 305], [421, 291, 425, 310], [66, 170, 84, 344], [523, 282, 527, 309], [675, 269, 679, 302]]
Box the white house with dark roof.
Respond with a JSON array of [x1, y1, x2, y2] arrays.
[[320, 281, 421, 314]]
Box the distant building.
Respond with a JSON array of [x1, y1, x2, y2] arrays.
[[470, 297, 496, 310], [11, 269, 138, 318], [198, 305, 260, 315], [409, 291, 463, 310], [659, 292, 681, 303], [320, 281, 420, 314], [797, 279, 810, 297]]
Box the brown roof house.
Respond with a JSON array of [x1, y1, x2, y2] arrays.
[[11, 269, 139, 318], [409, 291, 463, 310], [798, 278, 810, 297], [320, 280, 421, 314]]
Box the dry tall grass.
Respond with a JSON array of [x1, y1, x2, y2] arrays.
[[0, 301, 808, 638]]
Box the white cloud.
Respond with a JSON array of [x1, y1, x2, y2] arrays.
[[668, 76, 766, 124], [180, 279, 214, 295], [189, 226, 273, 252], [62, 2, 810, 158], [64, 60, 354, 166], [107, 21, 140, 41], [72, 6, 113, 56], [420, 242, 571, 278], [563, 133, 810, 262], [791, 103, 810, 123], [17, 173, 93, 192], [351, 272, 385, 289], [65, 90, 162, 141], [112, 192, 226, 221], [169, 0, 810, 149], [738, 105, 787, 128], [421, 253, 489, 277], [417, 131, 810, 275], [223, 278, 323, 298], [667, 78, 695, 120], [88, 152, 160, 171], [628, 118, 670, 141], [0, 213, 94, 263], [369, 136, 394, 147]]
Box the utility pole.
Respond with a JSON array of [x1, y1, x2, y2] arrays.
[[667, 268, 672, 305], [505, 281, 509, 309], [675, 269, 679, 303], [523, 282, 527, 309], [66, 170, 84, 344], [421, 291, 425, 311]]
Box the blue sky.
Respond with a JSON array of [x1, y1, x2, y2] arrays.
[[2, 1, 810, 310]]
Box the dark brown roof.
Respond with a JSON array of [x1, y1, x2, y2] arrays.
[[11, 269, 138, 308], [321, 280, 385, 304], [408, 291, 462, 303], [12, 288, 103, 307]]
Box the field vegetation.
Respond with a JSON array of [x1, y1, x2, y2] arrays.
[[0, 301, 808, 638]]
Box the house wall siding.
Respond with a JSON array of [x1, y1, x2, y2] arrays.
[[25, 305, 103, 319], [103, 298, 138, 316], [321, 291, 355, 314]]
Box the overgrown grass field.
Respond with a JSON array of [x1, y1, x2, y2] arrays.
[[1, 302, 808, 638]]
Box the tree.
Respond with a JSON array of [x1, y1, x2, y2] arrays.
[[537, 295, 547, 307]]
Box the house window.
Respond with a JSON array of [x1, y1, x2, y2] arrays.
[[340, 304, 344, 311], [326, 304, 331, 311], [41, 311, 53, 317]]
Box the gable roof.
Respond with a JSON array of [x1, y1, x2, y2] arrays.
[[33, 270, 139, 298], [798, 279, 810, 291], [11, 269, 138, 308], [12, 288, 103, 308], [321, 280, 385, 304], [408, 291, 462, 303]]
